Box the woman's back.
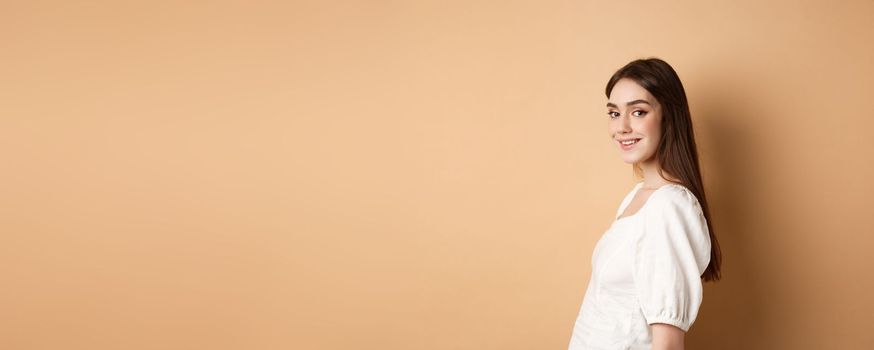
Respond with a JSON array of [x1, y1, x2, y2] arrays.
[[567, 182, 711, 349]]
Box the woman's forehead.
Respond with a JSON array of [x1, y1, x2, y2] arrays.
[[608, 79, 657, 107]]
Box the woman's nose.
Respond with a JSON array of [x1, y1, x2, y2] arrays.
[[617, 115, 631, 133]]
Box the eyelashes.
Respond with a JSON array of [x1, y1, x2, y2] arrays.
[[607, 110, 648, 119]]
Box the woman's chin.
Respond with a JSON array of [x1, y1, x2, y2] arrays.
[[619, 154, 639, 164]]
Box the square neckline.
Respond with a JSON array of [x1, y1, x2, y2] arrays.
[[614, 182, 682, 223]]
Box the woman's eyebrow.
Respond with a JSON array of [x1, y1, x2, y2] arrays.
[[606, 99, 651, 108]]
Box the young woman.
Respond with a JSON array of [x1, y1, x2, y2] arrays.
[[567, 58, 722, 350]]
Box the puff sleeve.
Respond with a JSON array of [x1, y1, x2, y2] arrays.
[[631, 186, 711, 332]]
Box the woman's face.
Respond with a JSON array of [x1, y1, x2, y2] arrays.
[[606, 78, 663, 165]]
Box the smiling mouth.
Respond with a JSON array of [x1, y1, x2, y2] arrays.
[[619, 138, 640, 146]]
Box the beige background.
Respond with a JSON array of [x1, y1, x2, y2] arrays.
[[2, 0, 873, 349]]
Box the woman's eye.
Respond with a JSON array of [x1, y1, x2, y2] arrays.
[[632, 110, 647, 117], [607, 111, 620, 118]]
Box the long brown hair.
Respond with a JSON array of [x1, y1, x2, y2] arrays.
[[605, 58, 722, 282]]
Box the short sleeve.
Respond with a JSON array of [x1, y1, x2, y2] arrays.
[[631, 186, 712, 332]]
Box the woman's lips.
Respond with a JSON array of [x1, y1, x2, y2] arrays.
[[619, 138, 640, 150]]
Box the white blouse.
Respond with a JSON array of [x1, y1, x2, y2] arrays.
[[568, 182, 711, 350]]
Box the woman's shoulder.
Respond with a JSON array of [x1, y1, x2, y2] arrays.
[[649, 183, 702, 210], [642, 183, 710, 242]]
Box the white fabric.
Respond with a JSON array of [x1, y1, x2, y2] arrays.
[[567, 181, 711, 350]]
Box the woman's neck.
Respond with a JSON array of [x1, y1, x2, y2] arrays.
[[638, 159, 678, 189]]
